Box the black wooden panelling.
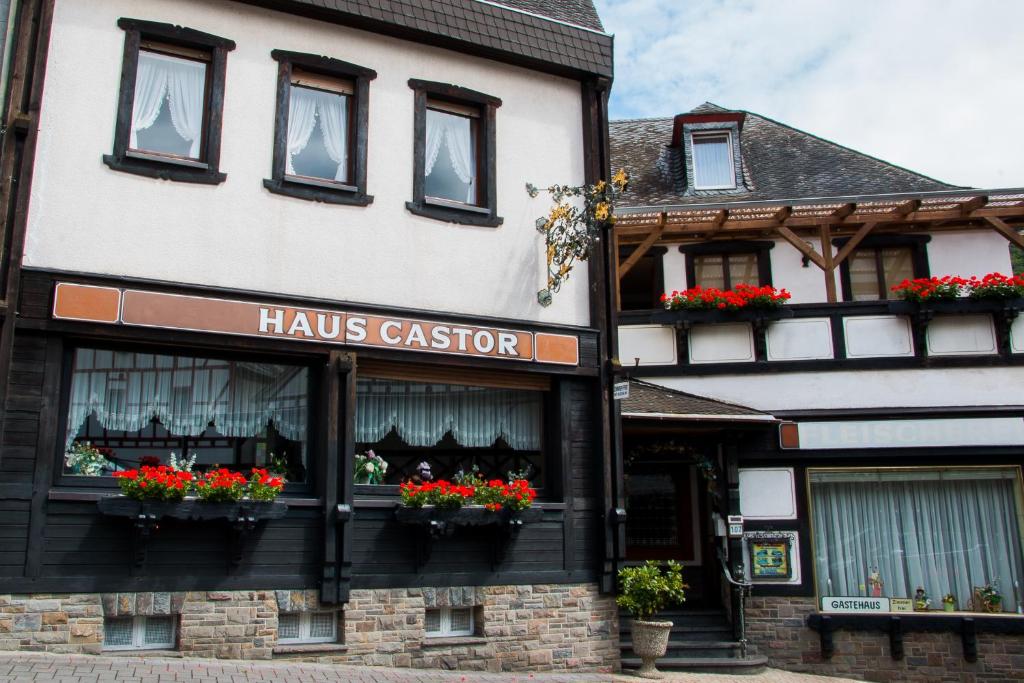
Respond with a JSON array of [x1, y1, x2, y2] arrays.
[[0, 499, 28, 576]]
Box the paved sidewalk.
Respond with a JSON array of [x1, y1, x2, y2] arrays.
[[0, 652, 866, 683]]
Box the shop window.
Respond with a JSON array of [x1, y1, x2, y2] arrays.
[[406, 79, 502, 227], [680, 241, 773, 289], [277, 611, 338, 644], [425, 607, 474, 637], [619, 246, 666, 311], [355, 374, 546, 489], [104, 19, 234, 184], [264, 50, 376, 205], [103, 615, 176, 651], [691, 131, 736, 190], [809, 467, 1024, 613], [62, 348, 310, 482], [838, 235, 929, 301]]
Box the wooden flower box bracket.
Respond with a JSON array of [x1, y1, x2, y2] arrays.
[[97, 496, 288, 568], [394, 505, 545, 571], [887, 298, 1024, 358]]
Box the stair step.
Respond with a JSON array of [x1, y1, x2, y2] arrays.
[[622, 612, 730, 628], [619, 625, 734, 641], [620, 655, 769, 675], [620, 641, 742, 659]]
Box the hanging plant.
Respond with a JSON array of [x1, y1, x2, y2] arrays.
[[526, 169, 629, 306]]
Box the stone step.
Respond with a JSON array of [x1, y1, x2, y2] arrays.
[[620, 654, 770, 676], [621, 611, 730, 629], [619, 624, 735, 641], [620, 640, 742, 659]]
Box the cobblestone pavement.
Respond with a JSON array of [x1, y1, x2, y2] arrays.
[[0, 652, 866, 683]]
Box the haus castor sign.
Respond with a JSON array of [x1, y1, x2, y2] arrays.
[[52, 282, 579, 365]]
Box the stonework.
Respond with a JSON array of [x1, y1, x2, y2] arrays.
[[746, 596, 1024, 682], [0, 583, 619, 673]]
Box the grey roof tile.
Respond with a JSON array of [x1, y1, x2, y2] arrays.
[[621, 380, 770, 418], [611, 103, 959, 207]]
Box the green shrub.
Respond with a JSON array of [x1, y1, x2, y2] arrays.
[[616, 560, 688, 620]]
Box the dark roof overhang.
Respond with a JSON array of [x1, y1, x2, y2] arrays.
[[670, 112, 746, 146]]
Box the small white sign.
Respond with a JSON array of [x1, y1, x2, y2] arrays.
[[798, 418, 1024, 450], [821, 596, 890, 613], [613, 382, 630, 400], [727, 515, 744, 538]]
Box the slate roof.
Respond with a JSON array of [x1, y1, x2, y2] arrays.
[[243, 0, 612, 78], [621, 380, 774, 421], [611, 103, 959, 208]]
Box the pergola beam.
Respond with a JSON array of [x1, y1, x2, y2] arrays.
[[775, 225, 826, 270], [985, 216, 1024, 249], [618, 217, 665, 277], [833, 222, 878, 267]]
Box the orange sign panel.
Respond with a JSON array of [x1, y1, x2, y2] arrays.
[[53, 284, 575, 366]]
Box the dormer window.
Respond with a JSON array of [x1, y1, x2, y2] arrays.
[[691, 131, 736, 189]]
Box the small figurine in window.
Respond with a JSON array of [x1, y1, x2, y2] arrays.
[[868, 567, 884, 597], [914, 587, 931, 611]]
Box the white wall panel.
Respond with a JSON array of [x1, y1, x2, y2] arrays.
[[739, 468, 797, 520], [843, 315, 914, 358], [926, 315, 997, 356], [661, 245, 687, 293], [25, 0, 588, 325], [765, 318, 833, 361], [927, 232, 1013, 279], [618, 325, 677, 366], [688, 323, 754, 364], [1013, 316, 1024, 354]]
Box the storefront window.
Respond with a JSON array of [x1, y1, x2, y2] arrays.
[[63, 348, 309, 481], [810, 468, 1024, 613], [354, 377, 544, 486]]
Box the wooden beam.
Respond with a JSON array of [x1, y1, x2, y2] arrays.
[[709, 209, 729, 232], [773, 206, 792, 224], [894, 199, 921, 216], [612, 229, 622, 312], [985, 216, 1024, 249], [618, 217, 665, 277], [833, 222, 878, 267], [776, 225, 826, 270], [820, 223, 837, 303], [833, 203, 856, 220], [959, 195, 988, 216]]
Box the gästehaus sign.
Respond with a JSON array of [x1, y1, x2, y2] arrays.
[[52, 283, 579, 366]]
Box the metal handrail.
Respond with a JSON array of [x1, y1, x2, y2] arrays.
[[719, 555, 752, 658]]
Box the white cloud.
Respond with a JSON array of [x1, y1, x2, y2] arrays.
[[596, 0, 1024, 188]]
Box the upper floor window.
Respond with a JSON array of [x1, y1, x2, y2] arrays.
[[691, 131, 736, 189], [104, 19, 234, 184], [838, 235, 929, 302], [406, 79, 502, 227], [681, 241, 773, 289], [264, 50, 376, 205], [619, 246, 667, 311]]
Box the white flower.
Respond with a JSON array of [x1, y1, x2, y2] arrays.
[[364, 463, 374, 473]]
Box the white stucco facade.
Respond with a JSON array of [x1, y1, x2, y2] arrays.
[[24, 0, 590, 326]]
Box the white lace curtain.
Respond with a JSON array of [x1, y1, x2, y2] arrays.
[[692, 134, 733, 188], [286, 86, 349, 181], [811, 469, 1024, 611], [65, 349, 308, 450], [130, 51, 206, 158], [355, 378, 541, 450], [424, 108, 476, 203]]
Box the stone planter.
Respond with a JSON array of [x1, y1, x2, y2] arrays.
[[630, 619, 673, 679]]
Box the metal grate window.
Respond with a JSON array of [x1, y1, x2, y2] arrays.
[[277, 611, 337, 644], [104, 615, 176, 651], [424, 607, 475, 637]]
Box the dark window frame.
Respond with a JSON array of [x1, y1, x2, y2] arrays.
[[54, 341, 321, 496], [835, 234, 930, 302], [679, 240, 774, 289], [263, 50, 376, 206], [618, 246, 667, 311], [406, 79, 502, 227], [103, 18, 235, 185]]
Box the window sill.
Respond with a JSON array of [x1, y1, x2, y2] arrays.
[[263, 177, 372, 206], [104, 649, 182, 657], [421, 636, 487, 647], [406, 200, 502, 227], [103, 153, 226, 185], [273, 643, 347, 655]]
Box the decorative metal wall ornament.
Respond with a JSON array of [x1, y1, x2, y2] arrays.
[[526, 169, 629, 306]]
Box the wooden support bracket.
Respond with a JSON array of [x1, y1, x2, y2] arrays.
[[618, 216, 665, 277], [776, 225, 826, 269], [986, 216, 1024, 249]]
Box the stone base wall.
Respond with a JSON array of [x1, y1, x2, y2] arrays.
[[746, 596, 1024, 682], [0, 583, 619, 673]]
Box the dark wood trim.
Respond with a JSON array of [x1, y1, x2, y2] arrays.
[[679, 240, 775, 288], [406, 79, 502, 227], [834, 234, 931, 302], [104, 18, 234, 184], [264, 50, 376, 206], [24, 335, 62, 578], [320, 352, 341, 604], [339, 353, 356, 603]]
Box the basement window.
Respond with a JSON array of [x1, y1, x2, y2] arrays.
[[278, 611, 338, 644], [103, 615, 176, 651], [425, 607, 474, 637]]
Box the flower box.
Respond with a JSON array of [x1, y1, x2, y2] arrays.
[[394, 504, 543, 536], [888, 298, 1024, 316], [650, 306, 795, 325], [96, 495, 288, 522]]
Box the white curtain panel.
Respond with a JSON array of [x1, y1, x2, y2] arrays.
[[65, 349, 308, 449], [130, 51, 206, 158], [424, 108, 476, 202], [286, 86, 349, 181], [692, 135, 733, 188], [811, 469, 1024, 611], [355, 378, 541, 450]]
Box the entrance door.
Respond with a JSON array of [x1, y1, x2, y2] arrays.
[[624, 463, 719, 607]]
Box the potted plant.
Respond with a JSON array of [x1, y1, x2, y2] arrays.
[[617, 560, 688, 679], [942, 593, 957, 612], [353, 450, 389, 485], [975, 583, 1002, 613]]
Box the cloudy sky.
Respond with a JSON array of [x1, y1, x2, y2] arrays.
[[594, 0, 1024, 189]]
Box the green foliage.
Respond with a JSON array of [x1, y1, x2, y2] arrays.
[[616, 560, 688, 620], [1012, 244, 1023, 276]]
